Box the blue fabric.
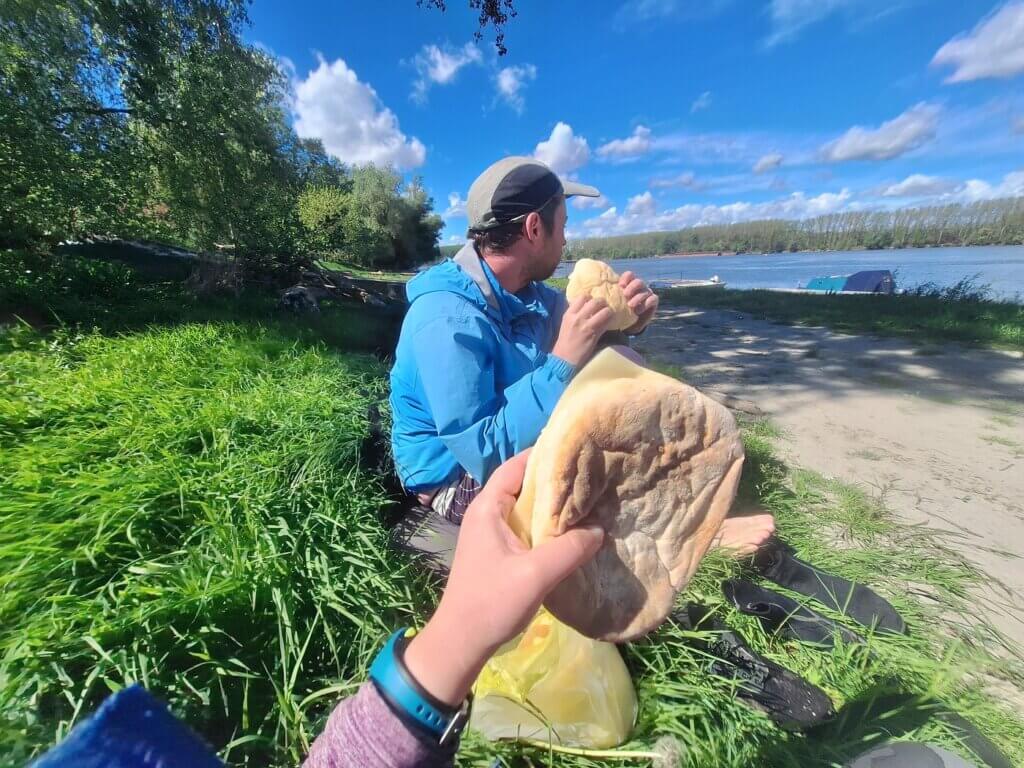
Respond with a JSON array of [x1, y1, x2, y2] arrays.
[[389, 252, 573, 491], [31, 684, 222, 768], [806, 275, 848, 292]]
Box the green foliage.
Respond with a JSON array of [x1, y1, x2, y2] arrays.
[[342, 167, 442, 269], [0, 1, 441, 278], [0, 248, 402, 354], [0, 0, 254, 246], [566, 198, 1024, 260], [659, 285, 1024, 350], [1, 250, 138, 310], [0, 322, 429, 765], [297, 185, 351, 253]]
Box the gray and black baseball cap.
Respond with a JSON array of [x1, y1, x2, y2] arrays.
[[466, 156, 600, 233]]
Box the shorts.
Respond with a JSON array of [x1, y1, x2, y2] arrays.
[[423, 471, 482, 525]]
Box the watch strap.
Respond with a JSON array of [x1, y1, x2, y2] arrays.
[[369, 628, 469, 746]]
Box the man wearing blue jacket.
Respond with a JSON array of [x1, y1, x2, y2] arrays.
[[389, 156, 659, 525]]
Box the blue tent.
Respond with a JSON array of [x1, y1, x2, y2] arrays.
[[844, 270, 895, 293]]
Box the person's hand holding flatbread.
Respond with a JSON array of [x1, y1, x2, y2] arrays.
[[566, 259, 658, 335], [509, 349, 744, 642]]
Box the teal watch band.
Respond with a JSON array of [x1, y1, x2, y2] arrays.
[[368, 628, 470, 747]]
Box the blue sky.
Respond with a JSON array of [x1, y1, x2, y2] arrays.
[[247, 1, 1024, 244]]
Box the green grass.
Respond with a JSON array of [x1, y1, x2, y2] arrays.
[[545, 276, 569, 291], [2, 248, 400, 355], [0, 322, 434, 766], [658, 287, 1024, 351], [2, 250, 1023, 766]]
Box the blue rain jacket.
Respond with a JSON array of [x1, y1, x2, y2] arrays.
[[389, 244, 574, 491]]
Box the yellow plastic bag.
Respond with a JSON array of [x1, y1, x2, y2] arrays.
[[470, 608, 637, 748]]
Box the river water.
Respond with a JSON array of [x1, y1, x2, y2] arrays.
[[553, 245, 1024, 300]]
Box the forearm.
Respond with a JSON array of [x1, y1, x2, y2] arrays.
[[304, 682, 454, 768]]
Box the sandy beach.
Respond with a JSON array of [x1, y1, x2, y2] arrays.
[[640, 305, 1024, 652]]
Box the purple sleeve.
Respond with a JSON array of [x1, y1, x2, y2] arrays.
[[303, 682, 454, 768]]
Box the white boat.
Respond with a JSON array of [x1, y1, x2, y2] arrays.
[[650, 275, 726, 290]]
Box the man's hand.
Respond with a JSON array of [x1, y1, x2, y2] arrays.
[[551, 295, 615, 367], [402, 451, 604, 706], [619, 271, 659, 334]]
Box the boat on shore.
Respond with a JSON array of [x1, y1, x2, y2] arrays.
[[765, 269, 898, 296], [650, 275, 727, 290]]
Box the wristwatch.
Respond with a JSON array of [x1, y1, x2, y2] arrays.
[[368, 628, 471, 748]]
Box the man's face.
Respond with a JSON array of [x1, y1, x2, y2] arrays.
[[529, 197, 567, 282]]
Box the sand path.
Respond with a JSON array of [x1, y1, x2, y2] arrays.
[[639, 306, 1024, 649]]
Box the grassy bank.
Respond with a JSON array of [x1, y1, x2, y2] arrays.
[[1, 249, 400, 355], [658, 285, 1024, 351], [0, 319, 436, 766], [2, 251, 1022, 766]]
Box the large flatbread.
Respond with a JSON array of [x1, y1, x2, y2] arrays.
[[510, 349, 744, 642], [566, 259, 638, 332]]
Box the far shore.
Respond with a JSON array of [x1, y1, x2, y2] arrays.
[[566, 241, 1024, 261]]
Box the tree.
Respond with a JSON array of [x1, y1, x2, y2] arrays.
[[298, 185, 350, 253], [2, 0, 445, 281], [342, 167, 442, 269]]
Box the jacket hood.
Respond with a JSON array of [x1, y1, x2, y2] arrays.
[[406, 259, 483, 305], [406, 243, 500, 319], [406, 243, 553, 326]]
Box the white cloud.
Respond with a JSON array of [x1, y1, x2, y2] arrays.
[[613, 0, 733, 26], [882, 174, 958, 198], [584, 206, 620, 228], [617, 0, 690, 22], [534, 122, 591, 176], [495, 64, 537, 113], [444, 192, 466, 218], [581, 188, 853, 237], [411, 42, 481, 102], [765, 0, 915, 46], [931, 2, 1024, 83], [649, 130, 790, 167], [293, 57, 426, 170], [690, 91, 713, 113], [943, 168, 1024, 203], [767, 0, 852, 45], [650, 171, 702, 190], [649, 171, 787, 196], [572, 194, 611, 210], [625, 191, 657, 217], [819, 103, 939, 162], [753, 152, 784, 173], [596, 125, 652, 161]]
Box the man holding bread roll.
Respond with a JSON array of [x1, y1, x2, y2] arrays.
[[389, 157, 658, 524]]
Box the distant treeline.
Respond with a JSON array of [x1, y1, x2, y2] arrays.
[[439, 198, 1024, 261], [562, 198, 1024, 260]]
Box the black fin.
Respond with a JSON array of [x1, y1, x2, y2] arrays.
[[673, 603, 835, 730], [723, 579, 864, 648], [753, 537, 907, 635]]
